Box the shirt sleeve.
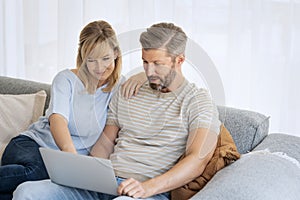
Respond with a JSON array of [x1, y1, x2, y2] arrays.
[[105, 87, 120, 127], [105, 75, 126, 126], [45, 72, 72, 122], [188, 88, 221, 134]]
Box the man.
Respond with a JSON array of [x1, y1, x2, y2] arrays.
[[13, 22, 221, 200], [91, 22, 221, 199]]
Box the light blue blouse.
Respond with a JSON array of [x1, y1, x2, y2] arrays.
[[22, 69, 123, 155]]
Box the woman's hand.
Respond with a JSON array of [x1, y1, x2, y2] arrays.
[[121, 72, 147, 99]]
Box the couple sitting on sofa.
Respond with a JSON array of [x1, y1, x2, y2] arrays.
[[0, 20, 237, 200]]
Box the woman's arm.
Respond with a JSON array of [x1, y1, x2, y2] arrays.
[[90, 125, 120, 159], [49, 113, 76, 154]]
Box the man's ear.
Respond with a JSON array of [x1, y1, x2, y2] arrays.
[[176, 54, 185, 64]]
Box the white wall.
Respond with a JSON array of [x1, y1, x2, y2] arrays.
[[1, 0, 299, 136]]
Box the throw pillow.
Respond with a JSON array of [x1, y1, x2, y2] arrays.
[[0, 90, 47, 158], [171, 124, 240, 200]]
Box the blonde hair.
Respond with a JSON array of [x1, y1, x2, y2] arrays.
[[139, 22, 187, 57], [76, 20, 122, 93]]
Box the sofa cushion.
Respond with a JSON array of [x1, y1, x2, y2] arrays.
[[0, 91, 47, 158], [217, 106, 269, 154], [190, 151, 300, 200]]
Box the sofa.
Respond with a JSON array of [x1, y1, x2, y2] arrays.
[[1, 76, 300, 200]]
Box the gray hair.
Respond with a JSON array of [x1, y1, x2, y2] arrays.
[[139, 22, 187, 57]]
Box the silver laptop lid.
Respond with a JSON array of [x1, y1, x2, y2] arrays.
[[39, 147, 118, 196]]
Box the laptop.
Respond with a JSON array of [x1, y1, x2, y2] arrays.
[[39, 147, 118, 195]]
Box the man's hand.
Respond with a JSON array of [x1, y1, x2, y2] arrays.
[[117, 178, 153, 198]]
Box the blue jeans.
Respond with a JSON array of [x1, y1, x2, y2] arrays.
[[13, 178, 170, 200], [0, 135, 49, 200]]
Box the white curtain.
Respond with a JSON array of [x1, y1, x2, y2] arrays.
[[1, 0, 299, 137]]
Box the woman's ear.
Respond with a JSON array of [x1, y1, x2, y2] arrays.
[[114, 49, 119, 59]]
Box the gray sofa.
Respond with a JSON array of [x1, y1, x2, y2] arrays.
[[1, 76, 300, 200]]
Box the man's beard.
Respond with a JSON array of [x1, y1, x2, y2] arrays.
[[149, 82, 163, 91], [149, 68, 176, 92]]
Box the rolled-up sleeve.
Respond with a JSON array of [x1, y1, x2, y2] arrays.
[[188, 89, 221, 134]]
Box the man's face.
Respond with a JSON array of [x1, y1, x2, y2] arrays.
[[142, 49, 177, 91]]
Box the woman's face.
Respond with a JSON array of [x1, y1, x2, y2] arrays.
[[86, 43, 116, 83]]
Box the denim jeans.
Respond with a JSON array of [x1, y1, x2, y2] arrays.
[[13, 178, 170, 200], [0, 135, 49, 200]]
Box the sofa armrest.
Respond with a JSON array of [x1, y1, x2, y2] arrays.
[[254, 133, 300, 162], [217, 106, 270, 154]]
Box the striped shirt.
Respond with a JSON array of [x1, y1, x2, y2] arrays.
[[106, 79, 221, 181]]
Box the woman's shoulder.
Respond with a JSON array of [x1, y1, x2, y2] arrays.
[[54, 68, 75, 78], [52, 69, 78, 84]]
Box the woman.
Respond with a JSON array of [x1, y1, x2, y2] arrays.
[[0, 20, 145, 200]]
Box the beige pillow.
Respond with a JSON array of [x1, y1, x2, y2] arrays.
[[0, 90, 47, 158]]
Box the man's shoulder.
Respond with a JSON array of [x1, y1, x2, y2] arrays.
[[125, 82, 153, 96], [112, 81, 152, 103], [182, 81, 210, 99]]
